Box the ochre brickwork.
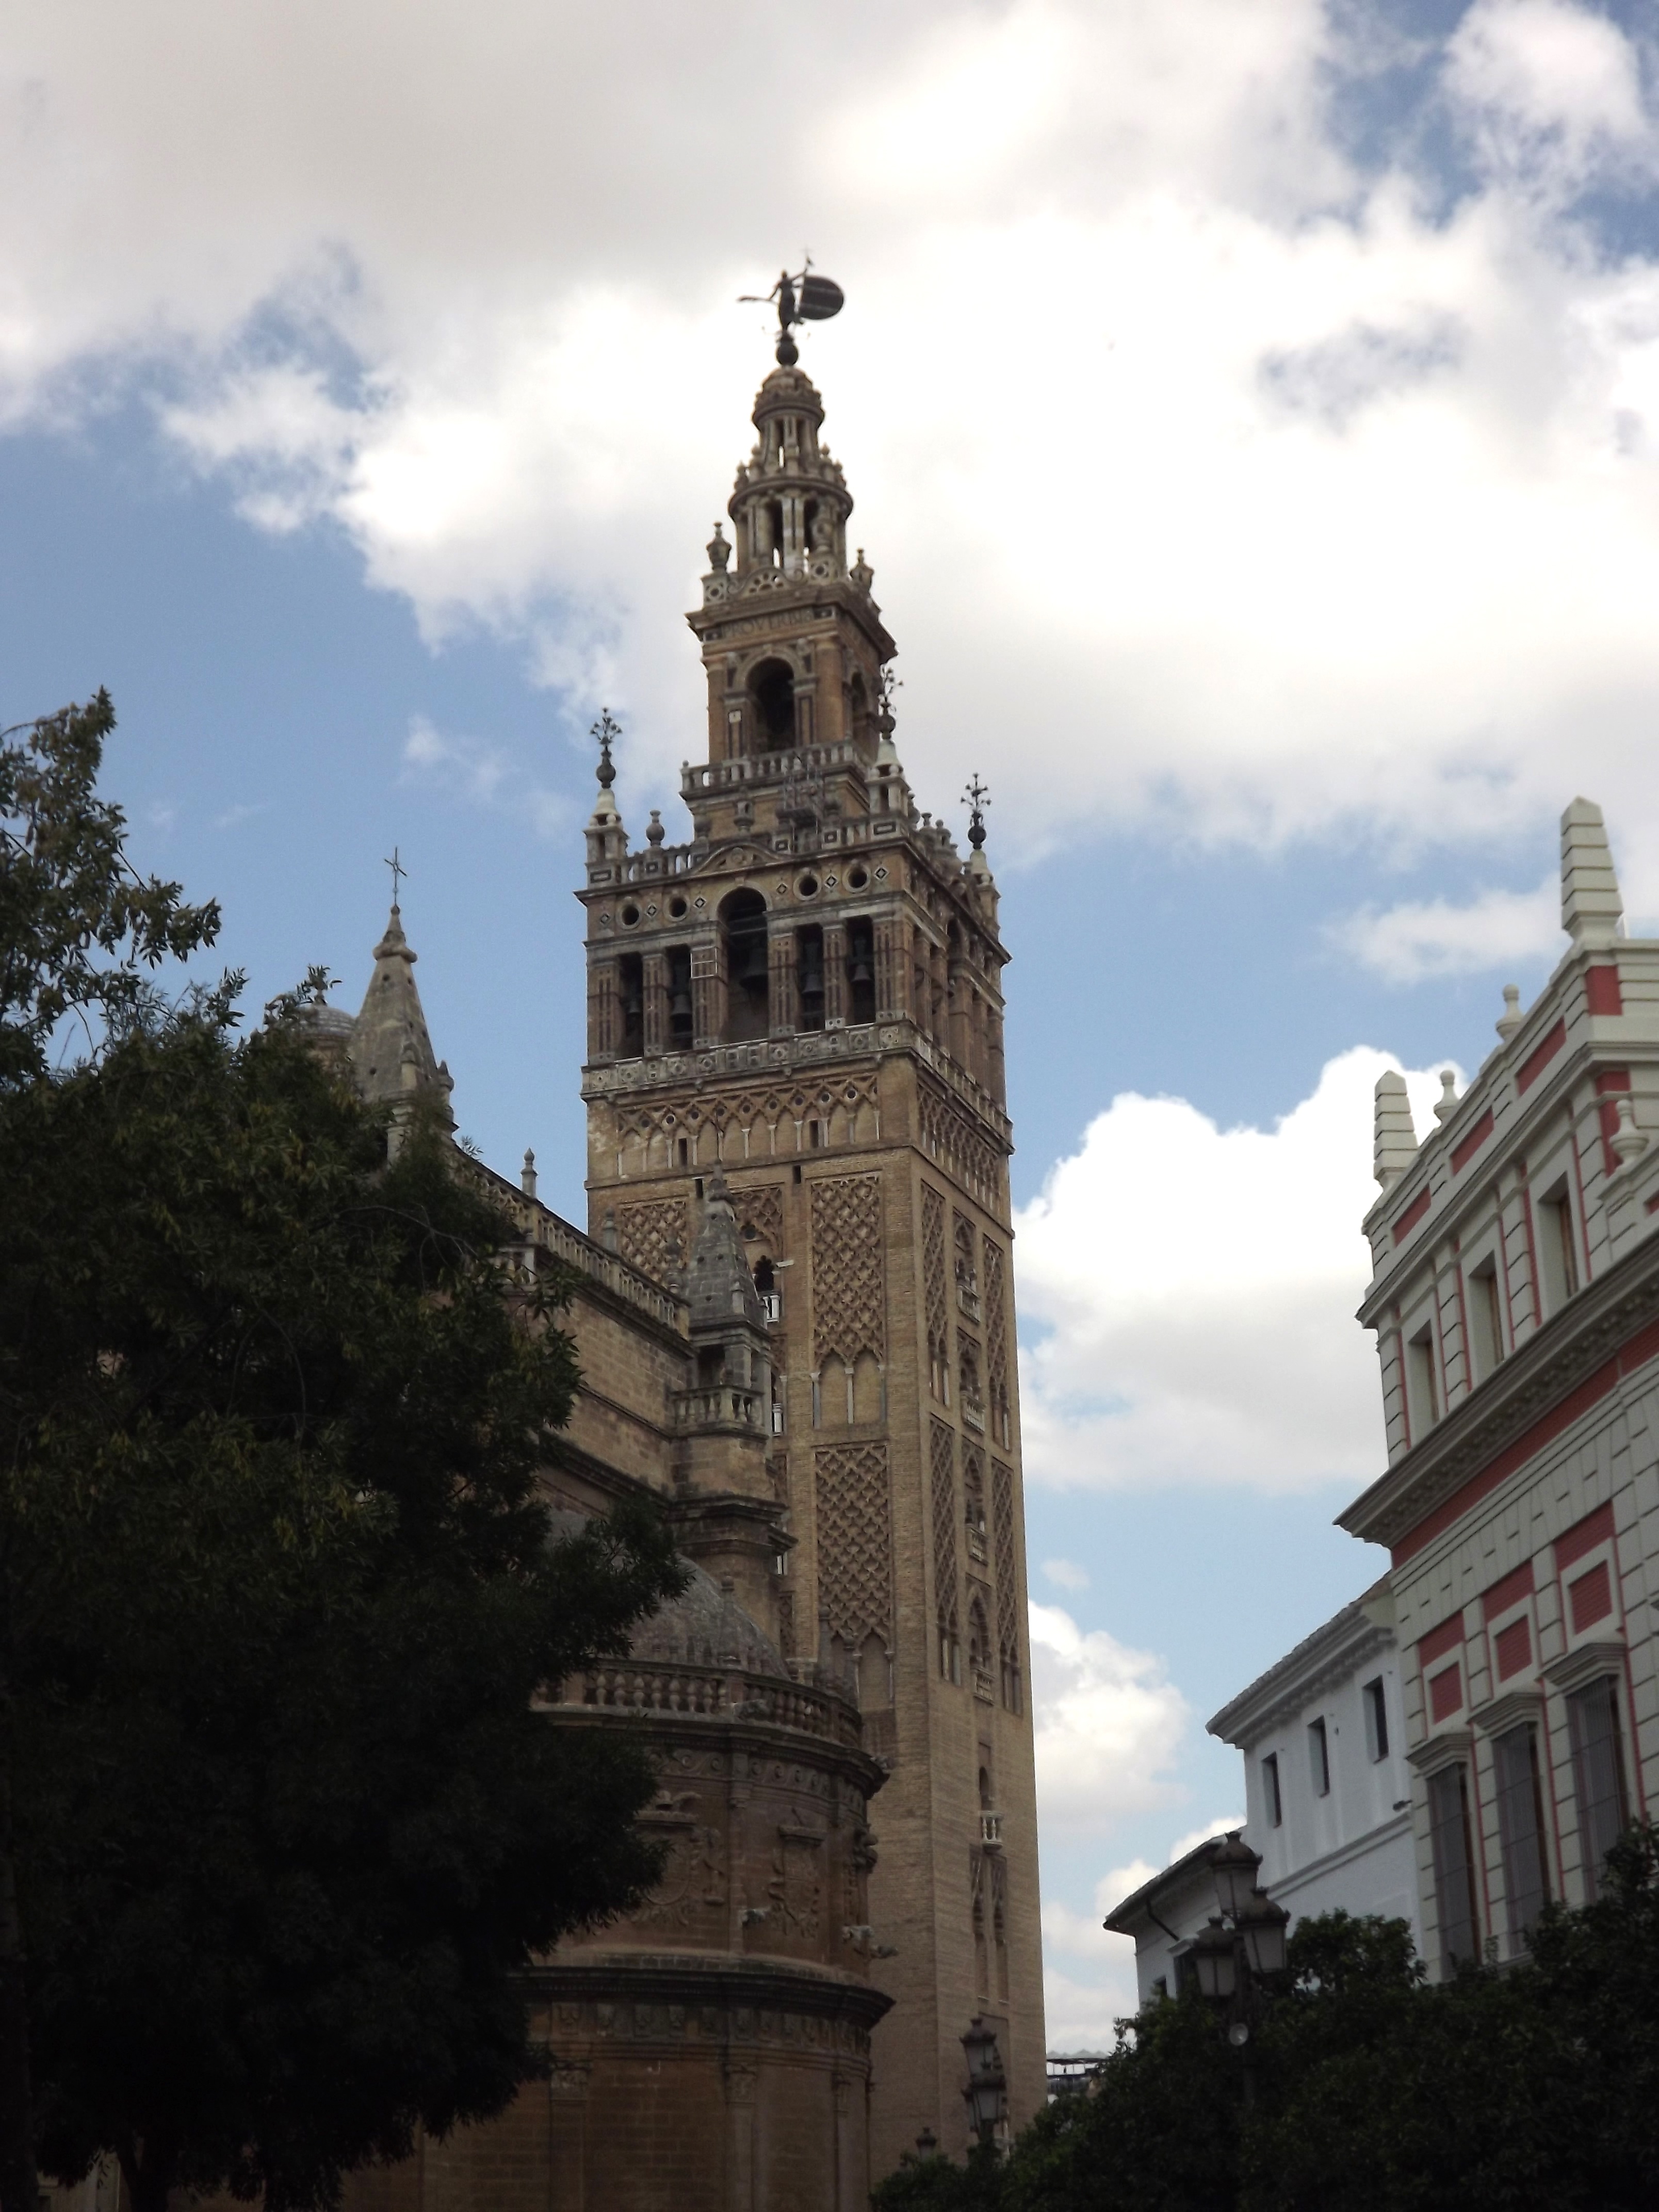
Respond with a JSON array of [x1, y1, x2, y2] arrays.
[[814, 1442, 893, 1653], [809, 1173, 886, 1365]]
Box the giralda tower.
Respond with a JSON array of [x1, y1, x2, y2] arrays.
[[576, 344, 1045, 2170]]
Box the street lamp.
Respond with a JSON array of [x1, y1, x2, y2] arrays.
[[1209, 1831, 1260, 1921], [961, 2017, 1007, 2146], [1186, 1917, 1239, 2002], [1238, 1887, 1290, 1979]]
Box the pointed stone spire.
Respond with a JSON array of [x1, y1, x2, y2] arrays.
[[685, 1168, 766, 1332], [1374, 1069, 1418, 1190], [349, 902, 454, 1127], [1562, 796, 1623, 950]]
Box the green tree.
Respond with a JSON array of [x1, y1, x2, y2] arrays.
[[0, 700, 685, 2212], [899, 1855, 1659, 2212]]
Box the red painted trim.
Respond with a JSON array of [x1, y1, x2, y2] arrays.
[[1586, 965, 1623, 1016], [1567, 1558, 1613, 1632], [1481, 1560, 1535, 1621], [1452, 1109, 1495, 1174], [1428, 1662, 1463, 1722], [1393, 1188, 1432, 1245], [1392, 1317, 1659, 1564], [1594, 1069, 1632, 1094], [1494, 1616, 1532, 1680], [1555, 1500, 1615, 1574], [1518, 1018, 1567, 1093], [1419, 1612, 1466, 1667]]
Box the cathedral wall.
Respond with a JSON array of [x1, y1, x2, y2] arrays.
[[556, 1288, 682, 1495]]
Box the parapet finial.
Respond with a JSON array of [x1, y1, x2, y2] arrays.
[[964, 775, 990, 852], [1374, 1069, 1419, 1191], [1561, 796, 1622, 950]]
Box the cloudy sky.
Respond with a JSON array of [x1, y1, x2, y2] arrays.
[[7, 0, 1659, 2043]]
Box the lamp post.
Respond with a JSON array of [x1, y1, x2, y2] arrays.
[[1180, 1836, 1290, 2101], [961, 2017, 1007, 2150]]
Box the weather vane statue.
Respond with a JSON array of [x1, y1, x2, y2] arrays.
[[963, 775, 990, 851], [739, 260, 845, 366], [591, 708, 621, 791]]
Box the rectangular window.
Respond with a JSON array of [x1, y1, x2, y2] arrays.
[[1427, 1762, 1479, 1967], [1308, 1717, 1330, 1798], [1262, 1753, 1282, 1828], [1469, 1260, 1503, 1382], [1407, 1328, 1438, 1432], [1363, 1677, 1390, 1763], [1567, 1676, 1630, 1900], [1537, 1185, 1578, 1315], [1493, 1724, 1550, 1944]]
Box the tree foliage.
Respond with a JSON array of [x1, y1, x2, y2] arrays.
[[878, 1839, 1659, 2212], [0, 700, 686, 2212]]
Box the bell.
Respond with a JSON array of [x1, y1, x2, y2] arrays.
[[848, 953, 873, 987], [670, 986, 693, 1021], [737, 934, 771, 985]]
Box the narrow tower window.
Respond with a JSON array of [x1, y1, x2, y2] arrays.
[[666, 946, 693, 1049], [846, 917, 876, 1023], [617, 953, 644, 1059], [796, 926, 825, 1031]]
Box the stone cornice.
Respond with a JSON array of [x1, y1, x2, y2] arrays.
[[1339, 1230, 1659, 1556], [1208, 1598, 1392, 1747], [529, 1949, 894, 2032]]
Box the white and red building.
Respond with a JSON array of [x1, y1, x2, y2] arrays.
[[1340, 799, 1659, 1975]]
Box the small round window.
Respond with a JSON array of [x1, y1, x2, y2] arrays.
[[796, 871, 820, 899], [620, 902, 641, 927], [847, 864, 869, 890], [667, 893, 688, 919]]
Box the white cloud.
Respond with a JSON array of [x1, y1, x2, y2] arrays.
[[1030, 1602, 1190, 1837], [1042, 1557, 1090, 1592], [11, 4, 1659, 881], [1015, 1049, 1448, 1493], [1330, 872, 1559, 981]]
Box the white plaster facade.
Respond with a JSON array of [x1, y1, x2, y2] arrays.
[[1208, 1582, 1422, 1954], [1103, 1585, 1422, 2006], [1341, 799, 1659, 1979]]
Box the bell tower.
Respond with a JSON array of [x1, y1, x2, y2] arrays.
[[577, 357, 1045, 2173]]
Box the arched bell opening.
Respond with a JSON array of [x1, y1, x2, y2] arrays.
[[720, 888, 770, 1042], [749, 658, 796, 751], [848, 670, 873, 752]]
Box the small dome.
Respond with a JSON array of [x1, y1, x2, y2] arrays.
[[631, 1556, 788, 1678], [547, 1509, 786, 1679]]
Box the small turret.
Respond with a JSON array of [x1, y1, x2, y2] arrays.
[[584, 708, 629, 879], [349, 900, 454, 1138]]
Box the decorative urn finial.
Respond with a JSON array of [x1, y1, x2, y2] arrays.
[[592, 708, 620, 791], [964, 775, 990, 852]]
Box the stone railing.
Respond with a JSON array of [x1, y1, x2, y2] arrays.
[[979, 1810, 1003, 1850], [561, 1662, 863, 1750], [514, 1203, 685, 1333], [672, 1383, 764, 1431]]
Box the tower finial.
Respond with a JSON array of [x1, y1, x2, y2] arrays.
[[592, 709, 620, 792], [737, 262, 845, 367], [383, 844, 408, 908], [964, 776, 990, 852]]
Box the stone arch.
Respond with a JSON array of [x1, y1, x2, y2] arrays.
[[720, 886, 770, 1042], [747, 657, 796, 750]]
